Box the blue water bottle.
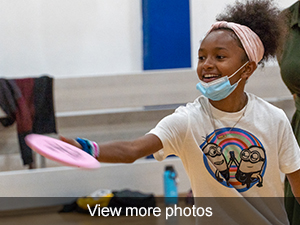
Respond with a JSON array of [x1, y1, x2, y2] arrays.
[[164, 165, 178, 205]]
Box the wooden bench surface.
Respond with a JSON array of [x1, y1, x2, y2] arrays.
[[0, 66, 292, 117], [54, 69, 199, 114]]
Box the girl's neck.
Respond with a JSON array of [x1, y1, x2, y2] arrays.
[[209, 92, 248, 113]]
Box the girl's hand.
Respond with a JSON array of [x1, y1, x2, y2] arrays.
[[59, 135, 82, 149]]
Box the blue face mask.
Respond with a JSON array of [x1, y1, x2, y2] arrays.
[[196, 61, 248, 101]]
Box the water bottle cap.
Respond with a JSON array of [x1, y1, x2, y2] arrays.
[[165, 165, 174, 171]]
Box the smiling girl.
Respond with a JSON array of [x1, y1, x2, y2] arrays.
[[61, 0, 300, 224]]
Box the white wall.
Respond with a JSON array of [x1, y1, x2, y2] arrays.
[[0, 0, 296, 78], [0, 0, 143, 78]]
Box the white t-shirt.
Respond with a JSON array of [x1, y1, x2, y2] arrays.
[[149, 93, 300, 224]]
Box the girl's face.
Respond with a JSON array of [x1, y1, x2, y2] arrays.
[[197, 29, 248, 85]]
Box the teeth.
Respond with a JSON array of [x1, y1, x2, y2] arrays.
[[203, 74, 218, 78]]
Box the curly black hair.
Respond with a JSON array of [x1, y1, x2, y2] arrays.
[[216, 0, 284, 64]]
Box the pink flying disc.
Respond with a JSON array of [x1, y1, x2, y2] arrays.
[[25, 134, 100, 169]]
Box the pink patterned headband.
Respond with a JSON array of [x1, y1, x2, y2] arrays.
[[206, 21, 264, 64]]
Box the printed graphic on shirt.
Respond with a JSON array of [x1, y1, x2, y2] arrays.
[[200, 127, 266, 192]]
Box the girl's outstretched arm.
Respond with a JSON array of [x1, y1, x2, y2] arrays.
[[60, 134, 163, 163]]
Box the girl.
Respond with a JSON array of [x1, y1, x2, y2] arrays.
[[62, 0, 300, 224]]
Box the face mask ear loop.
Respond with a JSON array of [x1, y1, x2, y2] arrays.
[[228, 61, 249, 79], [234, 77, 243, 86]]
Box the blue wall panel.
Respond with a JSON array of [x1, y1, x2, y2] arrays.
[[142, 0, 191, 70]]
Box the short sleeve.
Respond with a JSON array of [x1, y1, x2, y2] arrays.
[[147, 106, 189, 161]]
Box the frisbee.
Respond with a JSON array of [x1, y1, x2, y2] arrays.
[[25, 134, 101, 169]]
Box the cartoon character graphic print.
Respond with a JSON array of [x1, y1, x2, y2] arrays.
[[201, 127, 266, 192], [203, 143, 232, 186]]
